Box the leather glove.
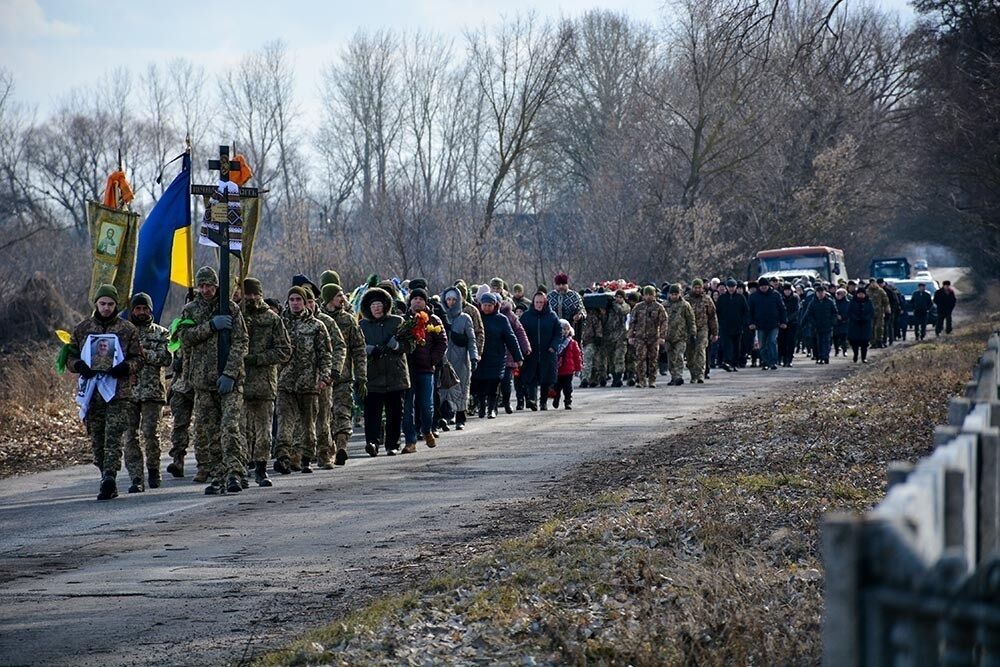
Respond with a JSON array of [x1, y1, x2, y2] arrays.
[[73, 360, 96, 379], [386, 336, 400, 351], [355, 381, 368, 399], [217, 374, 235, 395], [109, 362, 131, 379], [210, 315, 233, 332], [470, 359, 478, 373]]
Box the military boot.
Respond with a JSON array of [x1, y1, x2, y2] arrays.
[[611, 373, 623, 387], [193, 467, 210, 484], [166, 457, 184, 478], [128, 478, 145, 494], [97, 474, 118, 501], [254, 461, 273, 487], [226, 475, 243, 493], [273, 456, 292, 474], [147, 469, 161, 489], [300, 457, 314, 473], [204, 478, 224, 495]]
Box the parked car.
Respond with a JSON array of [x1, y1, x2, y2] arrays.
[[913, 259, 929, 272], [888, 279, 939, 327]]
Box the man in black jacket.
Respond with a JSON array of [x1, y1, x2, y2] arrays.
[[910, 282, 933, 340], [715, 278, 748, 371], [933, 280, 957, 335]]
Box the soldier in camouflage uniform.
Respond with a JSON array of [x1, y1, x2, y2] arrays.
[[867, 278, 890, 348], [604, 290, 631, 387], [627, 286, 668, 388], [580, 301, 606, 388], [665, 284, 696, 386], [124, 292, 172, 493], [684, 279, 719, 384], [321, 282, 367, 467], [166, 340, 196, 479], [241, 277, 291, 487], [303, 286, 346, 470], [623, 291, 640, 385], [274, 286, 334, 475], [68, 284, 142, 501], [178, 266, 249, 495]]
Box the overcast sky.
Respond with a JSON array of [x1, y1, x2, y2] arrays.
[[1, 0, 917, 126]]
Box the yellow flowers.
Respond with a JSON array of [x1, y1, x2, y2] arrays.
[[427, 324, 444, 335], [55, 329, 72, 345]]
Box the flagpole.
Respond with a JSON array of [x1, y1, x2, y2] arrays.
[[186, 134, 195, 298]]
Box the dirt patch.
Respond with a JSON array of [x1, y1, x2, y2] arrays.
[[255, 318, 996, 667]]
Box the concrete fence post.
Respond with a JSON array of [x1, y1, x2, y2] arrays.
[[822, 512, 861, 667]]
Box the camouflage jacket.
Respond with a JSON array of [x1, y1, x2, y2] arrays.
[[686, 293, 719, 337], [581, 309, 605, 345], [132, 318, 172, 403], [243, 300, 292, 401], [168, 347, 192, 396], [628, 300, 668, 342], [179, 294, 249, 392], [868, 284, 890, 316], [324, 305, 367, 386], [278, 308, 333, 394], [604, 301, 630, 343], [314, 307, 347, 384], [665, 298, 697, 342], [68, 311, 143, 402]]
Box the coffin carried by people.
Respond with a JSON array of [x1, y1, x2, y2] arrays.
[[583, 292, 613, 310]]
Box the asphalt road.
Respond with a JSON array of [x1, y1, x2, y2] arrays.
[[0, 338, 901, 666]]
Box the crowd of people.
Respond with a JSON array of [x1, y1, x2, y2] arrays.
[[66, 269, 958, 501]]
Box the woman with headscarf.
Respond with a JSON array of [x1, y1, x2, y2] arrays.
[[439, 286, 478, 430], [519, 291, 562, 411], [499, 300, 531, 413], [470, 293, 523, 419]]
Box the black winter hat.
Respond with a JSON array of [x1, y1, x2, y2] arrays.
[[409, 287, 429, 302], [130, 292, 152, 309], [409, 278, 428, 291]]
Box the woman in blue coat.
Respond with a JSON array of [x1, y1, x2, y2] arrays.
[[847, 287, 875, 363], [470, 293, 523, 419], [518, 291, 562, 411]]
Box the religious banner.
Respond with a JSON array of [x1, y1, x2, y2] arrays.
[[238, 194, 261, 284], [87, 201, 139, 304]]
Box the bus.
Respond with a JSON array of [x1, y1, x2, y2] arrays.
[[752, 246, 849, 285]]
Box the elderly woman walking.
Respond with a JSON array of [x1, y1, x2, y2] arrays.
[[470, 293, 523, 419], [519, 291, 562, 411], [440, 286, 478, 430]]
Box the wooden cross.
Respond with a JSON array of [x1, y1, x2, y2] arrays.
[[191, 144, 259, 375]]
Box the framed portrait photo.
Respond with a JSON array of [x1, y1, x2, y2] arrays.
[[94, 214, 127, 265], [88, 334, 119, 373]]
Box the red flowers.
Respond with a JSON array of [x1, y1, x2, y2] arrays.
[[398, 310, 430, 346]]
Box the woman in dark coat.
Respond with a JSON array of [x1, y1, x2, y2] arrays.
[[847, 287, 875, 364], [518, 291, 562, 411], [470, 293, 523, 418], [833, 288, 850, 357]]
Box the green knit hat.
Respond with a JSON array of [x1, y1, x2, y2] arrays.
[[320, 270, 341, 287], [642, 285, 656, 296], [321, 283, 344, 303], [288, 286, 309, 301], [196, 266, 219, 286], [512, 283, 524, 293], [130, 292, 152, 309], [455, 282, 468, 300], [94, 284, 119, 303], [490, 277, 505, 289], [243, 277, 263, 296], [669, 283, 682, 295], [691, 278, 704, 288]]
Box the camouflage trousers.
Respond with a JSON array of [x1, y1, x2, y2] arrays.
[[632, 338, 659, 383], [277, 390, 318, 462], [244, 399, 274, 463], [330, 381, 355, 439], [193, 388, 246, 482], [85, 395, 128, 476], [583, 343, 606, 383], [667, 339, 687, 381], [315, 385, 334, 465], [168, 389, 195, 465], [624, 340, 637, 378], [686, 332, 709, 382], [873, 314, 885, 344], [604, 339, 627, 374], [124, 400, 163, 481]]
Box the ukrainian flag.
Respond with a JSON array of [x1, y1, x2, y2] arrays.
[[132, 153, 191, 323]]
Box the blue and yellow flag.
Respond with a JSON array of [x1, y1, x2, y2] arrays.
[[132, 153, 191, 323]]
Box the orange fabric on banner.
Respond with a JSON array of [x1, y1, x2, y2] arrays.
[[102, 170, 134, 209], [229, 154, 253, 186]]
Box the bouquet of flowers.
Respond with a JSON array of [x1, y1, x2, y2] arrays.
[[397, 311, 430, 346], [600, 279, 638, 292]]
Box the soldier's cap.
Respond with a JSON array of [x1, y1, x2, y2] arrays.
[[130, 292, 153, 309], [691, 278, 704, 288], [512, 283, 524, 293], [615, 289, 626, 298], [321, 283, 343, 303], [320, 270, 341, 288], [94, 283, 119, 303], [725, 278, 738, 287], [669, 283, 681, 295], [288, 286, 309, 301], [490, 277, 505, 289], [196, 266, 219, 287], [243, 278, 263, 296], [408, 287, 429, 302], [642, 285, 656, 296]]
